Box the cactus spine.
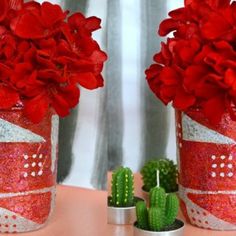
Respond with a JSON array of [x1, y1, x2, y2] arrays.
[[111, 167, 134, 207], [136, 187, 179, 232]]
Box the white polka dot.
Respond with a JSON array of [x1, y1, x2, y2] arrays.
[[220, 163, 225, 168], [178, 132, 182, 137], [31, 172, 36, 177], [228, 172, 234, 177], [228, 164, 233, 169], [38, 170, 43, 176], [24, 164, 29, 168], [179, 143, 182, 148], [220, 172, 225, 177], [221, 155, 226, 160], [38, 162, 43, 167], [211, 172, 216, 177], [229, 155, 233, 161], [32, 154, 37, 159], [178, 124, 181, 128], [23, 173, 28, 178], [39, 154, 43, 159], [23, 155, 29, 160], [212, 164, 217, 168], [32, 162, 36, 167], [211, 155, 216, 160]]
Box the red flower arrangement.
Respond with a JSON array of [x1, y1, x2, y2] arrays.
[[145, 0, 236, 124], [0, 0, 107, 123]]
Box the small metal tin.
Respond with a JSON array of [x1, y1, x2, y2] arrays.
[[107, 197, 143, 225], [133, 219, 185, 236]]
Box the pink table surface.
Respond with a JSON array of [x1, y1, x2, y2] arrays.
[[0, 175, 235, 235]]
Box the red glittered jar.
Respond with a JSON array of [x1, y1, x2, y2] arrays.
[[176, 109, 236, 230], [0, 107, 59, 233]]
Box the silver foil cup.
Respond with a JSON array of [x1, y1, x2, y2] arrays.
[[134, 220, 185, 236], [107, 197, 143, 225]]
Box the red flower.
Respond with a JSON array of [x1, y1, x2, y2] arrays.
[[0, 0, 107, 123], [11, 2, 67, 39], [146, 0, 236, 124]]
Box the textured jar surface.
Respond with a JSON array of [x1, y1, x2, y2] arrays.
[[176, 109, 236, 230], [0, 109, 59, 233]]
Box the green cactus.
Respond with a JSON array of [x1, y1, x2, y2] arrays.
[[135, 187, 179, 232], [141, 159, 178, 193], [110, 167, 134, 207], [149, 207, 164, 231], [136, 201, 148, 230], [165, 193, 179, 226]]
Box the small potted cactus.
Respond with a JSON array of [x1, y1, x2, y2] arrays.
[[107, 167, 143, 225], [141, 159, 178, 199], [134, 187, 184, 236]]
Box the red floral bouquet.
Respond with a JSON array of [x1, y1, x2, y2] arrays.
[[0, 0, 107, 123], [145, 0, 236, 124]]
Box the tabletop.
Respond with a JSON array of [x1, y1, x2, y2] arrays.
[[2, 175, 236, 236]]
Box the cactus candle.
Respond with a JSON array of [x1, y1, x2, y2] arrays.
[[110, 167, 134, 207], [107, 167, 143, 225], [134, 187, 184, 236]]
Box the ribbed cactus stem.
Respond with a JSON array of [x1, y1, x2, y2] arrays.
[[149, 207, 164, 231], [149, 187, 166, 215], [111, 170, 118, 206], [116, 169, 125, 206], [111, 167, 134, 207], [165, 194, 179, 226], [136, 201, 148, 230]]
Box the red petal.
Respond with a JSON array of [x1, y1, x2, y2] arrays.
[[0, 0, 8, 22], [24, 94, 49, 123], [75, 72, 99, 89], [173, 87, 196, 110], [201, 13, 231, 39], [41, 2, 66, 28], [11, 13, 46, 39], [203, 95, 226, 124], [145, 64, 162, 80], [185, 0, 230, 8], [169, 8, 186, 20], [90, 50, 108, 63], [85, 17, 101, 31], [159, 67, 179, 85], [9, 0, 23, 10], [51, 93, 70, 117], [158, 19, 179, 36], [59, 85, 80, 107], [68, 13, 85, 28], [0, 63, 11, 80], [0, 85, 19, 109]]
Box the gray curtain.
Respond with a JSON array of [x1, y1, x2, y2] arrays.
[[140, 0, 169, 167], [44, 0, 178, 189]]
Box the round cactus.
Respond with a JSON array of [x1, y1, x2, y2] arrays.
[[141, 159, 178, 193]]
